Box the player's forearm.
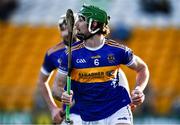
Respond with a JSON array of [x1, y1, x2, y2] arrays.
[[52, 73, 66, 101], [52, 86, 65, 101], [135, 63, 149, 91], [128, 56, 150, 91], [38, 81, 58, 110]]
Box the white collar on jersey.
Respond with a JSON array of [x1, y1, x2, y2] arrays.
[[84, 37, 105, 51]]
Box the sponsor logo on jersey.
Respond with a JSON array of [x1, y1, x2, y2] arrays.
[[91, 55, 101, 59], [79, 72, 105, 79], [105, 70, 114, 77], [76, 59, 86, 63], [79, 70, 115, 79], [71, 65, 121, 83]]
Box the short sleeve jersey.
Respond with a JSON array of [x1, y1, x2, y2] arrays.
[[41, 41, 80, 114], [58, 39, 135, 121]]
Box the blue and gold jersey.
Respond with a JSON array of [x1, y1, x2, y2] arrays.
[[40, 41, 80, 115], [58, 39, 135, 121], [41, 42, 65, 75]]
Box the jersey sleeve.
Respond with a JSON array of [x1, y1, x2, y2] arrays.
[[57, 51, 68, 75], [41, 53, 56, 75], [122, 46, 135, 66]]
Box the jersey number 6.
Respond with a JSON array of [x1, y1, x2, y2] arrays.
[[94, 59, 99, 66]]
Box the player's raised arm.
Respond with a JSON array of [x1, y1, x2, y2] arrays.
[[128, 55, 150, 106]]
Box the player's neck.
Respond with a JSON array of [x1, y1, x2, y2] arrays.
[[84, 35, 105, 49]]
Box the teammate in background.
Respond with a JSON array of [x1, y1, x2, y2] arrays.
[[53, 5, 149, 125], [37, 15, 82, 124]]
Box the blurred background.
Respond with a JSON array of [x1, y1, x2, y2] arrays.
[[0, 0, 179, 124]]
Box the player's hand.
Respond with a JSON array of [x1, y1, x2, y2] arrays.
[[131, 87, 145, 106], [130, 103, 137, 112], [51, 107, 64, 124], [61, 90, 73, 105]]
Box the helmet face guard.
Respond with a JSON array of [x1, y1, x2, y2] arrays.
[[78, 5, 109, 34], [58, 13, 78, 31], [58, 14, 77, 44], [58, 15, 67, 31]]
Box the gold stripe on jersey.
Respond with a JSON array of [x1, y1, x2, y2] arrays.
[[47, 42, 65, 56], [71, 65, 121, 83], [65, 42, 84, 54], [105, 40, 126, 50], [72, 42, 84, 51]]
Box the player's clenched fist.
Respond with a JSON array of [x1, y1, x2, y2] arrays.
[[131, 86, 145, 106], [130, 103, 137, 112], [61, 90, 73, 105], [51, 107, 65, 124]]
